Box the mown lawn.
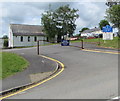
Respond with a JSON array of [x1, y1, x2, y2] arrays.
[[71, 37, 120, 49], [0, 52, 29, 79], [97, 37, 120, 49]]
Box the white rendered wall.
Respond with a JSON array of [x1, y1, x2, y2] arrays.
[[13, 36, 47, 47], [9, 27, 14, 47], [0, 39, 3, 48]]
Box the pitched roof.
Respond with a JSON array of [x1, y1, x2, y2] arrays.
[[81, 28, 101, 34], [10, 24, 45, 36]]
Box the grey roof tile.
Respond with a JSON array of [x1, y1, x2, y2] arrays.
[[10, 24, 46, 36], [81, 28, 101, 34]]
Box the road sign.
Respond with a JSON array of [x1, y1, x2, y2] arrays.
[[102, 25, 113, 32], [102, 25, 113, 40], [103, 32, 113, 40], [61, 40, 70, 46]]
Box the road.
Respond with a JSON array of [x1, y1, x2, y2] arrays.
[[2, 47, 57, 91], [7, 45, 118, 99]]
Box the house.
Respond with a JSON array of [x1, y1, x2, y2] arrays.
[[9, 24, 47, 47], [81, 27, 103, 38]]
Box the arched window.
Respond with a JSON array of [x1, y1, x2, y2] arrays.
[[21, 36, 23, 42]]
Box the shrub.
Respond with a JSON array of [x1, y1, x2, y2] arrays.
[[3, 39, 8, 47], [99, 34, 103, 38]]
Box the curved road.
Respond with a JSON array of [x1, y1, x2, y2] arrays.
[[8, 45, 118, 99], [2, 47, 57, 91]]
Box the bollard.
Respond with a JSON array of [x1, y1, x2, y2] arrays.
[[37, 41, 39, 55], [81, 39, 84, 49]]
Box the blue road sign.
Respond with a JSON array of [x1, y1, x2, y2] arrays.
[[102, 25, 113, 32], [61, 40, 70, 46]]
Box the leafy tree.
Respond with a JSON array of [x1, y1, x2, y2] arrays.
[[79, 27, 89, 33], [106, 0, 120, 36], [3, 39, 8, 47], [106, 0, 120, 7], [54, 5, 79, 39], [2, 35, 8, 39], [41, 5, 79, 43], [2, 35, 8, 47], [41, 11, 57, 42], [78, 28, 89, 38], [106, 5, 120, 36], [99, 19, 110, 30]]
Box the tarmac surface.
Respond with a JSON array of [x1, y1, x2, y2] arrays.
[[6, 43, 118, 99], [1, 47, 57, 92]]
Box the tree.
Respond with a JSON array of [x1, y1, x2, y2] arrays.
[[54, 5, 79, 39], [79, 27, 89, 33], [78, 28, 89, 38], [41, 5, 79, 43], [2, 35, 8, 39], [2, 35, 8, 47], [99, 19, 110, 30], [106, 0, 120, 7], [106, 5, 120, 36], [41, 11, 57, 42]]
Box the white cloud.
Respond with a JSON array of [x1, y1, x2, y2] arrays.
[[0, 2, 108, 37], [75, 18, 88, 29], [23, 17, 42, 25], [72, 2, 107, 33], [0, 0, 63, 2], [0, 0, 107, 2]]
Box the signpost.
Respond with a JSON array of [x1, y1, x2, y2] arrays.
[[102, 25, 113, 41]]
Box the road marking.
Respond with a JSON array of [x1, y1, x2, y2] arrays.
[[0, 55, 64, 100], [83, 49, 120, 54], [107, 96, 120, 101], [112, 96, 120, 100], [42, 60, 45, 63]]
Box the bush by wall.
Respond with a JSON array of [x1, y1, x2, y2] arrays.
[[3, 39, 8, 48]]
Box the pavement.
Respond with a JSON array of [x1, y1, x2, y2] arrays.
[[5, 44, 118, 99], [1, 47, 58, 92]]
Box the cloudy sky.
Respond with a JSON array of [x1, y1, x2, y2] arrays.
[[0, 0, 110, 37]]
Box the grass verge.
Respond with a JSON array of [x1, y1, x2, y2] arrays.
[[0, 52, 29, 79], [71, 37, 120, 49], [97, 37, 120, 49]]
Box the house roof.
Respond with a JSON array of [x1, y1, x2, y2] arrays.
[[10, 24, 45, 36], [81, 28, 101, 34]]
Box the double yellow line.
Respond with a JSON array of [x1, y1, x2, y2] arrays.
[[0, 55, 64, 100]]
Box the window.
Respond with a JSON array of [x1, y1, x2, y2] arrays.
[[21, 36, 23, 42], [28, 36, 30, 42], [34, 36, 37, 42]]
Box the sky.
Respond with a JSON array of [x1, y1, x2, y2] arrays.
[[0, 0, 116, 37]]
